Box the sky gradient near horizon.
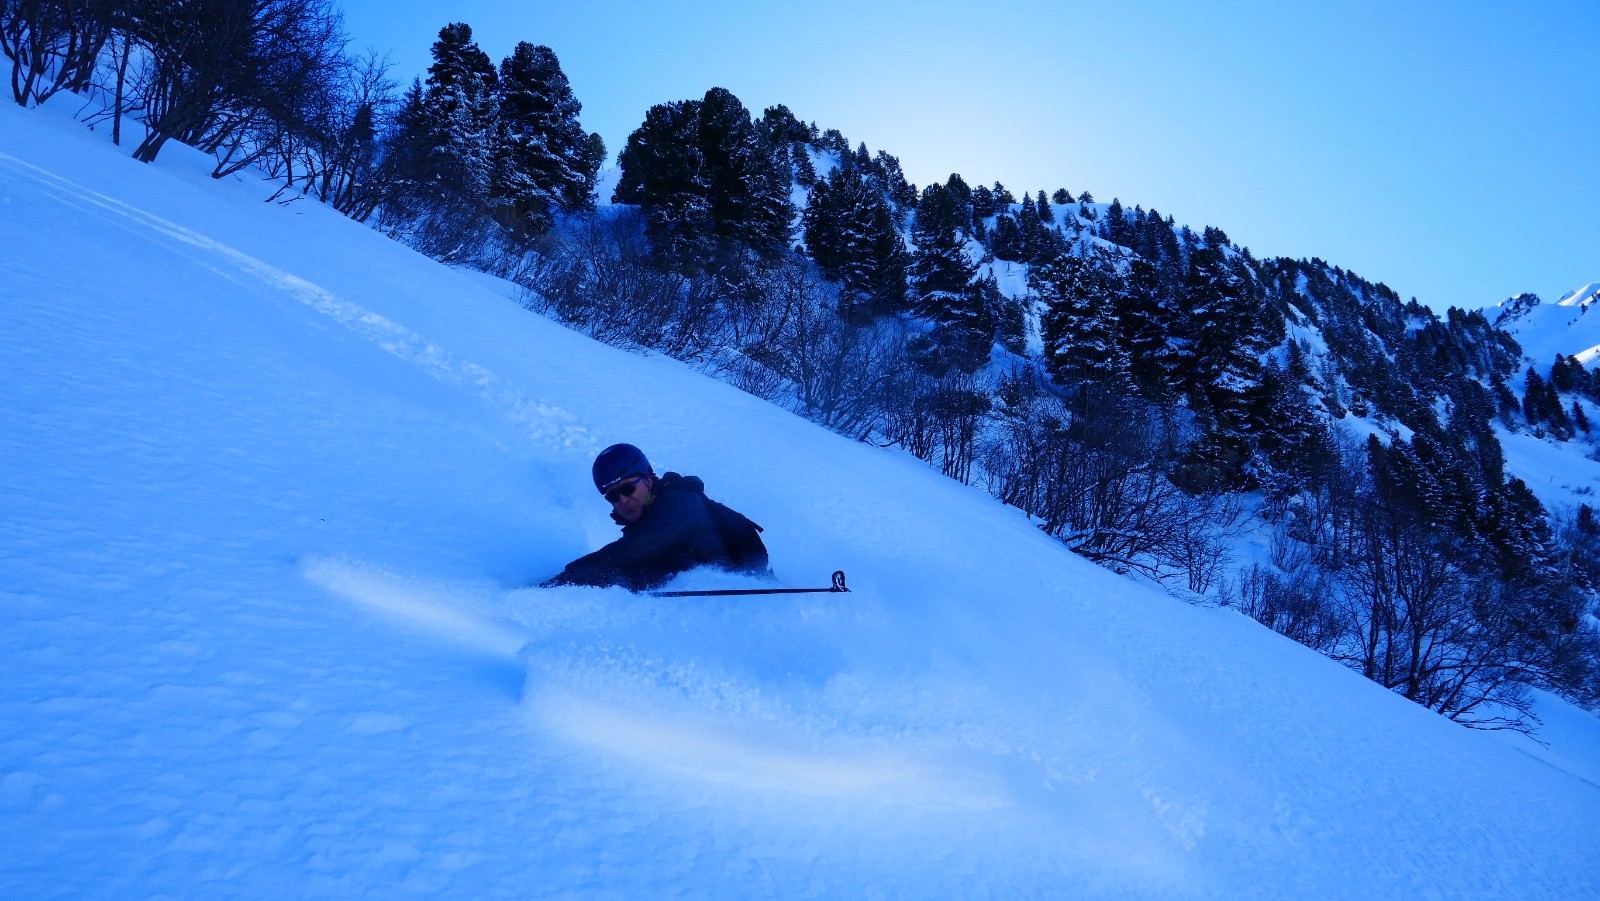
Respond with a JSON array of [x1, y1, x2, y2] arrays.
[[335, 0, 1598, 314]]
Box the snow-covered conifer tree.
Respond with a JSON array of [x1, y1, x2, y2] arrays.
[[489, 41, 600, 234], [1033, 249, 1126, 385], [615, 87, 793, 270], [909, 182, 993, 373], [802, 163, 908, 316], [421, 22, 497, 195]]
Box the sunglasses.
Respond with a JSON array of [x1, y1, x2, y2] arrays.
[[603, 477, 645, 503]]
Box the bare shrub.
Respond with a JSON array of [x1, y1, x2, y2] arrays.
[[1, 0, 111, 107]]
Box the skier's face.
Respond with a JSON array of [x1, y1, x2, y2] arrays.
[[606, 475, 652, 523]]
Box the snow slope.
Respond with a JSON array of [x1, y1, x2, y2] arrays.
[[3, 100, 1599, 898], [1494, 282, 1600, 365]]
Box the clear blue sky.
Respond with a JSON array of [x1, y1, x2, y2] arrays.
[[336, 0, 1599, 313]]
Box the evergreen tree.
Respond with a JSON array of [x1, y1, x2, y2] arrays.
[[614, 87, 794, 270], [1172, 245, 1280, 487], [792, 146, 817, 187], [970, 184, 997, 220], [1017, 192, 1041, 261], [1490, 374, 1521, 424], [870, 150, 918, 208], [909, 182, 992, 373], [1523, 368, 1550, 426], [1033, 249, 1125, 385], [420, 22, 497, 195], [989, 214, 1024, 262], [488, 41, 600, 234], [1250, 356, 1332, 494], [757, 103, 811, 144], [382, 79, 439, 207], [1548, 380, 1574, 436], [943, 174, 974, 232], [802, 162, 909, 315], [1550, 355, 1575, 392], [1112, 257, 1179, 399], [1177, 245, 1276, 412], [1036, 190, 1053, 226]]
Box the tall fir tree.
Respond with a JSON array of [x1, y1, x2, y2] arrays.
[[1033, 249, 1126, 386], [1112, 257, 1179, 399], [1035, 190, 1053, 226], [421, 22, 497, 196], [614, 87, 794, 270], [909, 182, 992, 373], [488, 42, 601, 234], [802, 162, 909, 315], [1177, 244, 1275, 422]]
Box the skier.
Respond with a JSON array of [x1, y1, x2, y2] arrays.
[[541, 443, 769, 591]]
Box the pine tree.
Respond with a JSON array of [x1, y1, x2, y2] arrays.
[[1033, 249, 1125, 385], [614, 87, 794, 269], [870, 150, 918, 208], [792, 147, 817, 187], [1017, 193, 1041, 261], [1036, 190, 1053, 226], [1547, 379, 1573, 437], [909, 182, 992, 374], [488, 42, 600, 234], [757, 104, 811, 144], [1178, 245, 1275, 434], [1112, 257, 1179, 399], [1102, 197, 1128, 246], [1481, 477, 1555, 581], [1523, 367, 1549, 425], [943, 174, 974, 232], [421, 22, 498, 195], [989, 214, 1024, 262], [971, 184, 997, 220], [382, 79, 439, 206], [802, 163, 909, 315], [1550, 355, 1576, 392], [1250, 356, 1332, 493]]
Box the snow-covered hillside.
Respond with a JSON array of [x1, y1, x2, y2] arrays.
[[1494, 282, 1600, 366], [3, 100, 1599, 898]]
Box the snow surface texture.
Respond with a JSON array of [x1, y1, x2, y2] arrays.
[[3, 100, 1599, 898]]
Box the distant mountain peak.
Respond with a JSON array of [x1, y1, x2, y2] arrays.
[[1555, 281, 1600, 310], [1491, 281, 1600, 366], [1492, 292, 1543, 328]]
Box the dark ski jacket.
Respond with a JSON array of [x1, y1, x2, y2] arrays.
[[546, 472, 768, 591]]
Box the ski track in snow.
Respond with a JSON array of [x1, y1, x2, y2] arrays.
[[301, 558, 1015, 815], [0, 150, 595, 457]]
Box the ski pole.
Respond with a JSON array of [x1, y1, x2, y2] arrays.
[[649, 570, 848, 598]]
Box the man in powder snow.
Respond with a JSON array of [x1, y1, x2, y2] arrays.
[[541, 443, 769, 591]]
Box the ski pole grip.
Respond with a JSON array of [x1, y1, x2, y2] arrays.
[[831, 571, 848, 592]]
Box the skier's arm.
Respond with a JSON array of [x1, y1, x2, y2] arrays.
[[544, 495, 703, 590]]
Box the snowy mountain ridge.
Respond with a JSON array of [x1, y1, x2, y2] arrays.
[[1494, 282, 1600, 367]]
